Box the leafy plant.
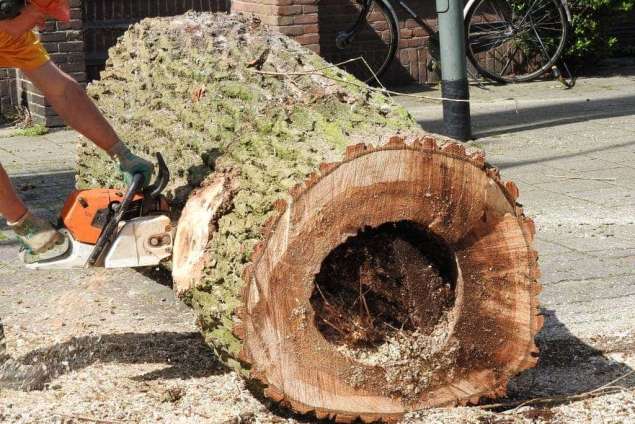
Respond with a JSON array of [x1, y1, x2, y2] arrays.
[[567, 0, 635, 61], [11, 124, 49, 137]]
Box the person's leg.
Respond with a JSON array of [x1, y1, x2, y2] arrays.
[[1, 162, 64, 255], [0, 163, 28, 223], [22, 61, 120, 152]]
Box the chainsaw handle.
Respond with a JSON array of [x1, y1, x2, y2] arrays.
[[145, 153, 169, 199], [87, 172, 145, 266]]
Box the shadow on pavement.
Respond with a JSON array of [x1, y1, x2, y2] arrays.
[[501, 308, 634, 405], [0, 331, 226, 391], [495, 139, 635, 170], [417, 94, 635, 139], [580, 63, 635, 79]]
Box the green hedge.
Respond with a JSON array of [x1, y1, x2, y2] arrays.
[[567, 0, 635, 61]]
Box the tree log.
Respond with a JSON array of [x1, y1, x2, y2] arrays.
[[76, 13, 541, 423]]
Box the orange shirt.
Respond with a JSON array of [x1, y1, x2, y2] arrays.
[[0, 1, 71, 70], [0, 30, 49, 70]]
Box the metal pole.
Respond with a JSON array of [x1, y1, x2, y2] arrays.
[[435, 0, 472, 140]]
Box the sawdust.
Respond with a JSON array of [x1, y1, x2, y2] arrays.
[[1, 189, 634, 423], [336, 315, 454, 367], [347, 315, 460, 401]]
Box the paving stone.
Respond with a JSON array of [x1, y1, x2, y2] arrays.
[[540, 275, 635, 336], [570, 186, 635, 207], [534, 237, 576, 256]]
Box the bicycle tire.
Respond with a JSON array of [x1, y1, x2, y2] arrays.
[[321, 0, 400, 84], [465, 0, 569, 83]]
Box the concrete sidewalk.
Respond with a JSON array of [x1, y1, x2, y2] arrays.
[[1, 72, 634, 345]]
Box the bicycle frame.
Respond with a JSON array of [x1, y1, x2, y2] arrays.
[[334, 0, 573, 84]]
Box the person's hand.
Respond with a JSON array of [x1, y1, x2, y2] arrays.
[[107, 141, 154, 188], [0, 4, 45, 38], [119, 152, 154, 188]]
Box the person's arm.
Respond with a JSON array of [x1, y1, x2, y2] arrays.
[[23, 62, 154, 187], [0, 4, 45, 38]]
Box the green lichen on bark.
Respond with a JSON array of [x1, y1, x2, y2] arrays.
[[76, 12, 418, 369]]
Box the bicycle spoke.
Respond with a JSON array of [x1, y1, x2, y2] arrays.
[[500, 44, 520, 75], [479, 34, 511, 50], [490, 0, 511, 25], [516, 0, 538, 29], [470, 33, 510, 53], [524, 1, 557, 29], [529, 18, 552, 60], [467, 0, 568, 82]]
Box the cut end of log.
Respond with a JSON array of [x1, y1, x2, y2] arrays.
[[237, 139, 542, 422]]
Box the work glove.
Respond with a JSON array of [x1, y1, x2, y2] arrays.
[[107, 141, 154, 187]]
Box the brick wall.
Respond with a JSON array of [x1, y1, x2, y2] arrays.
[[231, 0, 320, 53], [83, 0, 229, 81], [2, 0, 436, 127], [232, 0, 436, 84], [390, 1, 438, 84], [11, 0, 228, 127]]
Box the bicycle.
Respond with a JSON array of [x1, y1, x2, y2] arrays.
[[322, 0, 572, 84]]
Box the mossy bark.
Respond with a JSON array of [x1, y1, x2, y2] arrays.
[[76, 12, 420, 370]]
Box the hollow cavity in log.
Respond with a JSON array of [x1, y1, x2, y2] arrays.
[[311, 220, 457, 350]]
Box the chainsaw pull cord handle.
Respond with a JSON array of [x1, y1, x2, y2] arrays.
[[87, 173, 145, 266]]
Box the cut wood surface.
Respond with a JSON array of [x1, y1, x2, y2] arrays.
[[76, 12, 541, 422], [172, 172, 237, 296]]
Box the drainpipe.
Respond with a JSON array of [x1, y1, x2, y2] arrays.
[[435, 0, 472, 140]]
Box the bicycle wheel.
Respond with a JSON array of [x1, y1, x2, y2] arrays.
[[319, 0, 399, 83], [465, 0, 569, 83]]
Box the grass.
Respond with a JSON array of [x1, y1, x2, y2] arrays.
[[11, 124, 49, 137]]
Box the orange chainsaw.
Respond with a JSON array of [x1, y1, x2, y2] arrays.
[[27, 153, 173, 270]]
